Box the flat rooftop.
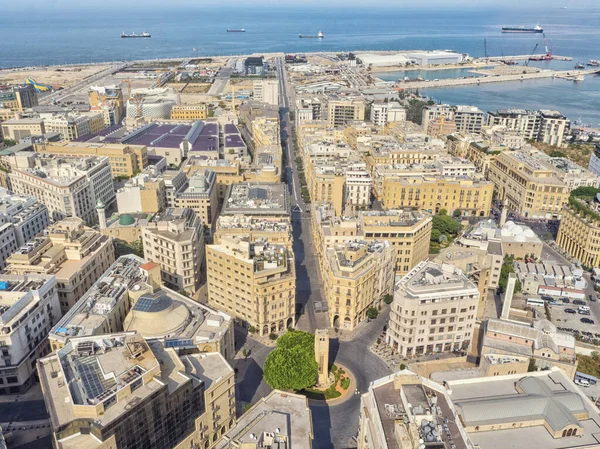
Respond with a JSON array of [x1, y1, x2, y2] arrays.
[[221, 183, 289, 216], [122, 123, 192, 149], [397, 261, 478, 297]]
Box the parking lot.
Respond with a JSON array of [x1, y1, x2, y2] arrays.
[[548, 298, 600, 340]]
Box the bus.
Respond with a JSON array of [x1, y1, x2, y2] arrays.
[[527, 298, 545, 307], [575, 372, 597, 386]]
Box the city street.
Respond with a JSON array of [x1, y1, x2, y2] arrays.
[[207, 57, 236, 96]]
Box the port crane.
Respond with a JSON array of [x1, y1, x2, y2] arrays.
[[543, 33, 553, 60], [524, 43, 538, 66]]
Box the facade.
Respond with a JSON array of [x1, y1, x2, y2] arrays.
[[39, 333, 236, 449], [0, 274, 60, 394], [486, 108, 570, 146], [327, 97, 365, 126], [324, 240, 395, 330], [344, 164, 372, 209], [453, 105, 484, 134], [370, 101, 406, 127], [116, 169, 166, 214], [0, 188, 50, 269], [556, 199, 600, 268], [538, 110, 570, 147], [488, 151, 570, 219], [0, 85, 37, 112], [43, 114, 95, 141], [253, 79, 279, 105], [170, 104, 208, 120], [9, 155, 115, 224], [421, 104, 453, 132], [175, 169, 218, 234], [481, 319, 577, 379], [1, 118, 45, 141], [6, 217, 114, 315], [386, 261, 480, 357], [207, 238, 296, 336], [49, 255, 234, 359], [36, 141, 148, 178], [142, 208, 204, 294]]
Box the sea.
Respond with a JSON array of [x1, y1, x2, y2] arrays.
[[1, 3, 600, 124]]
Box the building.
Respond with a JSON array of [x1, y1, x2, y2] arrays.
[[170, 104, 208, 120], [386, 261, 480, 357], [421, 104, 453, 133], [89, 85, 125, 118], [358, 370, 471, 449], [215, 390, 313, 449], [0, 188, 49, 269], [327, 97, 365, 126], [38, 333, 236, 449], [556, 194, 600, 268], [488, 151, 570, 219], [542, 156, 600, 190], [487, 108, 570, 147], [370, 101, 406, 126], [481, 318, 577, 378], [43, 114, 97, 141], [215, 215, 292, 247], [116, 168, 166, 214], [6, 217, 114, 314], [9, 155, 115, 224], [126, 87, 180, 120], [588, 143, 600, 177], [253, 79, 279, 105], [324, 240, 395, 330], [538, 110, 570, 147], [35, 141, 148, 178], [142, 208, 204, 294], [0, 118, 45, 141], [0, 274, 60, 394], [49, 255, 234, 358], [220, 182, 290, 219], [0, 84, 38, 112], [175, 169, 218, 234], [345, 164, 372, 209], [453, 105, 484, 134], [207, 237, 296, 336]]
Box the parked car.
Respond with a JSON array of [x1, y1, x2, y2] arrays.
[[541, 295, 554, 301], [581, 317, 595, 324], [560, 297, 570, 303], [564, 308, 577, 314], [573, 300, 587, 306]]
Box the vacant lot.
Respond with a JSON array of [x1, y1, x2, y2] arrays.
[[0, 65, 110, 88]]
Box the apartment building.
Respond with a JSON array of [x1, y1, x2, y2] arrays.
[[0, 188, 50, 269], [379, 175, 494, 217], [538, 110, 570, 147], [345, 164, 372, 209], [488, 151, 570, 219], [215, 216, 292, 247], [1, 118, 45, 141], [43, 114, 94, 141], [39, 333, 236, 449], [370, 101, 406, 126], [116, 167, 166, 214], [9, 155, 115, 224], [253, 79, 279, 105], [6, 217, 114, 314], [0, 274, 60, 394], [386, 261, 480, 357], [311, 165, 346, 215], [295, 96, 323, 123], [36, 141, 148, 178], [327, 97, 365, 126], [142, 208, 204, 294], [206, 237, 296, 336], [175, 169, 218, 233], [312, 206, 432, 275], [486, 108, 570, 147], [0, 84, 37, 112], [170, 104, 208, 120], [324, 240, 395, 330], [421, 104, 453, 132], [453, 105, 484, 134], [556, 197, 600, 268], [49, 255, 234, 358]]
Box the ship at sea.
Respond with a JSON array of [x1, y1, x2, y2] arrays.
[[501, 24, 543, 33], [227, 28, 246, 32], [299, 31, 324, 39], [121, 31, 151, 38]]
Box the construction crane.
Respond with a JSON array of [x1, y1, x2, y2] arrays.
[[524, 43, 539, 66], [543, 33, 553, 60]]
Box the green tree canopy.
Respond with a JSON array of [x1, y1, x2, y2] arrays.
[[571, 186, 600, 200], [431, 229, 441, 242], [276, 330, 315, 357], [263, 347, 318, 391], [431, 215, 460, 236], [367, 308, 378, 319]]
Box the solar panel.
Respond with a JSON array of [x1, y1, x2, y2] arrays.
[[76, 357, 115, 401], [249, 187, 267, 200], [133, 294, 173, 313]]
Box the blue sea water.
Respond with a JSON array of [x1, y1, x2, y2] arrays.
[[1, 3, 600, 122]]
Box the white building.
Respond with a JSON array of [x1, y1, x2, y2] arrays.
[[9, 155, 115, 225], [0, 274, 60, 394], [43, 114, 92, 141], [453, 105, 484, 134], [435, 156, 476, 178], [126, 87, 180, 120], [370, 101, 406, 126], [539, 110, 570, 147], [345, 164, 372, 208], [253, 79, 279, 106], [0, 188, 50, 269], [422, 104, 453, 132], [386, 261, 480, 357]]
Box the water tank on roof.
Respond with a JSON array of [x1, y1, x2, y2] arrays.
[[0, 281, 8, 291]]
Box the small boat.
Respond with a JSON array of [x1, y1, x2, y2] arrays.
[[299, 31, 324, 39], [121, 31, 151, 38], [227, 28, 246, 32], [587, 60, 600, 67], [575, 62, 585, 69]]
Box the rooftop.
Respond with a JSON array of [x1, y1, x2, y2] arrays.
[[396, 261, 478, 298], [14, 155, 110, 187], [221, 183, 289, 216], [0, 274, 53, 327], [122, 123, 192, 149]]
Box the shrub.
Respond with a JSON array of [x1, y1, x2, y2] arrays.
[[341, 377, 350, 390], [367, 308, 378, 319], [248, 326, 257, 334], [383, 294, 394, 305], [268, 332, 278, 341]]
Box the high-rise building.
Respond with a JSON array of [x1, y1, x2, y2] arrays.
[[0, 84, 38, 112], [39, 333, 236, 449], [386, 261, 480, 357], [323, 240, 395, 330], [327, 97, 365, 126], [6, 217, 114, 314], [175, 169, 218, 234], [370, 101, 406, 126], [207, 237, 296, 336], [538, 110, 570, 147], [0, 274, 60, 394], [453, 105, 484, 134], [9, 155, 115, 224], [486, 108, 570, 147], [253, 79, 279, 105]]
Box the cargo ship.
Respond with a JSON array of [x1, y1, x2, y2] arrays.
[[501, 24, 543, 33], [121, 31, 151, 38], [299, 31, 324, 39], [227, 28, 246, 32]]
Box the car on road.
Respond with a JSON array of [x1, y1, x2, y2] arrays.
[[541, 295, 554, 301], [560, 297, 570, 303], [573, 300, 587, 306], [564, 308, 576, 314], [589, 294, 597, 302], [581, 318, 595, 324]]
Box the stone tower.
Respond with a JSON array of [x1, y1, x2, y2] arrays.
[[96, 199, 107, 230], [315, 329, 330, 387], [501, 273, 517, 320]]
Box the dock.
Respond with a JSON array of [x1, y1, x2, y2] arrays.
[[489, 54, 573, 62]]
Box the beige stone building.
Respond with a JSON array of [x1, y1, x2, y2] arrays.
[[324, 240, 395, 330], [116, 172, 166, 214], [327, 97, 365, 126], [5, 217, 115, 315], [0, 84, 38, 112], [142, 208, 204, 294], [175, 169, 218, 234], [556, 200, 600, 268], [215, 215, 292, 247], [1, 118, 45, 140], [183, 158, 243, 202], [35, 141, 148, 178], [386, 261, 480, 357], [43, 114, 96, 141], [39, 333, 236, 449], [206, 237, 296, 336], [488, 151, 570, 219], [170, 104, 208, 120]]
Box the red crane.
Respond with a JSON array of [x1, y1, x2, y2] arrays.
[[543, 33, 553, 60]]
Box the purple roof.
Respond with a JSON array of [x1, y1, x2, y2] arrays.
[[191, 135, 218, 152], [72, 123, 124, 142], [199, 123, 218, 136], [224, 123, 239, 134], [122, 124, 192, 148], [224, 134, 245, 148]]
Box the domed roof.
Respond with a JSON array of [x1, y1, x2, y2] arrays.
[[119, 214, 135, 226], [504, 220, 515, 229], [512, 225, 524, 235], [524, 229, 536, 238]]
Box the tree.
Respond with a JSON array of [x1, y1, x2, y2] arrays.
[[453, 209, 462, 218], [383, 294, 394, 305], [367, 307, 378, 319], [439, 209, 448, 216], [277, 330, 315, 357], [263, 347, 318, 391], [550, 150, 567, 158], [1, 138, 17, 147], [431, 215, 460, 237], [431, 229, 441, 242]]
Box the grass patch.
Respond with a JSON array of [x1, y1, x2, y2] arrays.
[[576, 353, 600, 377]]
